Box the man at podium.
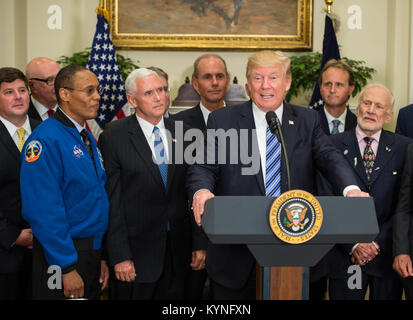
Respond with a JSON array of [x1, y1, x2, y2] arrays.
[[187, 50, 368, 300]]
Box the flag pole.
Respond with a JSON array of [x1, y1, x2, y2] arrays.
[[325, 0, 334, 14]]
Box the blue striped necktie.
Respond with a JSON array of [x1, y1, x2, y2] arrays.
[[331, 119, 341, 135], [265, 126, 281, 197], [153, 126, 168, 188]]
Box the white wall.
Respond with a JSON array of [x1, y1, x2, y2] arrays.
[[0, 0, 411, 131]]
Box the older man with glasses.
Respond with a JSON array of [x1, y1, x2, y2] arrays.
[[26, 57, 60, 121]]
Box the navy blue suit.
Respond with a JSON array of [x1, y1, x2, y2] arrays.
[[396, 104, 413, 139], [186, 100, 359, 293], [325, 129, 412, 299]]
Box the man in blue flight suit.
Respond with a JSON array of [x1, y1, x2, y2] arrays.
[[20, 65, 109, 300]]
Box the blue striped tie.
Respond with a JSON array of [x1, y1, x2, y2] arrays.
[[153, 126, 168, 188], [265, 126, 281, 197]]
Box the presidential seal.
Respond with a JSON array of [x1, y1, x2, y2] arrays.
[[268, 190, 323, 244]]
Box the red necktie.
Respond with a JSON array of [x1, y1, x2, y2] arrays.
[[47, 109, 55, 118]]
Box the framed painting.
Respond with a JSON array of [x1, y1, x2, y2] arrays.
[[104, 0, 313, 51]]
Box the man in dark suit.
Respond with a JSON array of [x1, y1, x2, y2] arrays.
[[311, 59, 358, 299], [26, 57, 60, 121], [325, 83, 411, 300], [395, 104, 413, 139], [187, 50, 368, 300], [173, 54, 230, 299], [316, 59, 357, 135], [393, 141, 413, 300], [98, 68, 194, 299], [0, 67, 40, 299]]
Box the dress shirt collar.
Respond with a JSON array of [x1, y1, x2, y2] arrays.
[[0, 114, 31, 138], [356, 125, 381, 156], [136, 114, 166, 139], [31, 96, 58, 119], [59, 108, 86, 133], [199, 101, 226, 126], [324, 106, 347, 132], [252, 102, 284, 127]]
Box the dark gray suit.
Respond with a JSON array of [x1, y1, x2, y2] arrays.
[[98, 115, 195, 299]]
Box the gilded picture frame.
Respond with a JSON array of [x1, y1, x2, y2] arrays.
[[105, 0, 313, 51]]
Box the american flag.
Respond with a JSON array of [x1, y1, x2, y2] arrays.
[[86, 13, 127, 139]]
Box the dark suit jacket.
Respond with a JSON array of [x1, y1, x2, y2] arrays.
[[317, 105, 357, 136], [0, 117, 40, 273], [324, 129, 412, 279], [172, 104, 206, 132], [396, 104, 413, 139], [393, 143, 413, 259], [171, 104, 209, 252], [186, 100, 359, 289], [28, 98, 42, 122], [98, 115, 193, 283]]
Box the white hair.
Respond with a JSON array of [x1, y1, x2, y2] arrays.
[[358, 83, 395, 110], [125, 68, 160, 95]]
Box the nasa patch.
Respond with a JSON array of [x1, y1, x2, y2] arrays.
[[24, 140, 42, 163]]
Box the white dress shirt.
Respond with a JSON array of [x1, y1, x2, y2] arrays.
[[136, 114, 170, 162], [199, 101, 226, 126], [0, 115, 32, 149], [31, 96, 58, 121], [324, 106, 348, 134]]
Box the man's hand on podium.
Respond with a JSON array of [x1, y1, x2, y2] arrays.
[[192, 189, 215, 226], [345, 189, 370, 197]]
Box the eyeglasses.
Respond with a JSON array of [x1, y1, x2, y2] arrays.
[[64, 85, 104, 96], [30, 77, 55, 86]]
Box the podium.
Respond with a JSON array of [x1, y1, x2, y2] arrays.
[[202, 196, 379, 300]]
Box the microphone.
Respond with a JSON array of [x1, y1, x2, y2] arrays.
[[265, 111, 291, 192]]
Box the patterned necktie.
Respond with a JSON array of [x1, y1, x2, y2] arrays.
[[80, 129, 97, 173], [363, 137, 375, 182], [47, 109, 55, 118], [153, 126, 168, 188], [331, 119, 341, 135], [265, 126, 281, 197], [16, 128, 26, 152]]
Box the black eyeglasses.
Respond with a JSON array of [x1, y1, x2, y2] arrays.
[[30, 77, 55, 86], [64, 85, 105, 96]]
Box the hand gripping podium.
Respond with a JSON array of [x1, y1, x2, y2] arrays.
[[202, 195, 378, 300]]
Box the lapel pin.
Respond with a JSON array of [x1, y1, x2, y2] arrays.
[[344, 149, 348, 155], [385, 146, 391, 152], [393, 171, 398, 175], [289, 120, 294, 125], [354, 157, 357, 168], [375, 167, 380, 171]]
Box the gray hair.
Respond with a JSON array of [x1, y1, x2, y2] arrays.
[[358, 83, 395, 110], [125, 68, 160, 95]]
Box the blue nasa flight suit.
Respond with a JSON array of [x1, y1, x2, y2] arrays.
[[20, 111, 109, 274]]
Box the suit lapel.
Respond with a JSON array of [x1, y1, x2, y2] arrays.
[[127, 116, 165, 189], [0, 121, 20, 162], [192, 104, 206, 131], [341, 130, 368, 187], [237, 101, 265, 195], [370, 131, 394, 185], [281, 104, 299, 192]]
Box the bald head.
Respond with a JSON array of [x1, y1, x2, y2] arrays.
[[26, 57, 60, 109]]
